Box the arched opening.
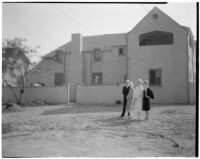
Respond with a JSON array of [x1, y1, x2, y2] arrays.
[[139, 31, 173, 46], [30, 82, 45, 87]]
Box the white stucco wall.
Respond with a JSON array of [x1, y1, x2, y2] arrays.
[[193, 42, 196, 81], [82, 33, 126, 51], [127, 7, 189, 104], [83, 52, 92, 84], [92, 59, 103, 73], [83, 47, 127, 85], [2, 86, 69, 104], [188, 47, 193, 83], [76, 84, 123, 104], [188, 35, 196, 83], [103, 47, 127, 84], [189, 83, 196, 104]]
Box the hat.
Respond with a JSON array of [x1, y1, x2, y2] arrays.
[[143, 80, 149, 86], [129, 82, 134, 87], [136, 79, 143, 84]]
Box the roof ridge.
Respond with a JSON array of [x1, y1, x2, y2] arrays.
[[83, 32, 126, 38]]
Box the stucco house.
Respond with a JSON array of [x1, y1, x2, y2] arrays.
[[25, 7, 196, 104]]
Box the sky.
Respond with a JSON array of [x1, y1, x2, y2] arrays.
[[2, 2, 197, 62]]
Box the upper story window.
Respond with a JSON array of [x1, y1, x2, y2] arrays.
[[139, 31, 173, 46], [93, 49, 102, 62], [119, 47, 126, 56], [55, 51, 64, 63], [149, 69, 161, 86], [44, 57, 53, 61]]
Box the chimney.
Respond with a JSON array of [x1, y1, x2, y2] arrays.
[[71, 33, 82, 55], [68, 33, 83, 102]]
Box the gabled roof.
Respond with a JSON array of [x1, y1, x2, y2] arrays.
[[44, 41, 71, 58], [126, 7, 190, 37], [181, 26, 193, 35]]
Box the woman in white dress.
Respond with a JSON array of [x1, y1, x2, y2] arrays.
[[133, 79, 144, 121], [126, 82, 135, 119]]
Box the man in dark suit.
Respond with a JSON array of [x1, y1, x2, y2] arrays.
[[120, 80, 130, 117], [142, 80, 154, 120]]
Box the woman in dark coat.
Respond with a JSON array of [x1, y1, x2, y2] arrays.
[[120, 80, 130, 117], [142, 80, 154, 120]]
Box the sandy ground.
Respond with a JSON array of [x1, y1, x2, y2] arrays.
[[2, 104, 196, 157]]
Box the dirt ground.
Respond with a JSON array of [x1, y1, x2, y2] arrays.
[[2, 104, 196, 157]]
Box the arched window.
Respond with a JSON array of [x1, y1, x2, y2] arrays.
[[30, 82, 45, 87], [139, 31, 173, 46]]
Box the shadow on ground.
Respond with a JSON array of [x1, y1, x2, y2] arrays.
[[94, 116, 144, 127], [41, 105, 122, 115]]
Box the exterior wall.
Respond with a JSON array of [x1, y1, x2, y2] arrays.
[[83, 52, 92, 84], [76, 84, 123, 104], [92, 57, 103, 73], [103, 47, 127, 84], [127, 8, 188, 104], [2, 86, 68, 104], [188, 44, 194, 83], [193, 42, 196, 82], [82, 33, 126, 51], [25, 60, 65, 87], [188, 35, 196, 83], [189, 83, 196, 104], [83, 46, 127, 85], [64, 53, 70, 84]]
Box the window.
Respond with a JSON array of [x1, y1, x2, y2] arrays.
[[92, 73, 102, 85], [149, 69, 161, 86], [93, 49, 102, 62], [119, 47, 125, 56], [55, 73, 65, 86], [55, 51, 63, 63], [139, 31, 173, 46], [44, 57, 53, 61]]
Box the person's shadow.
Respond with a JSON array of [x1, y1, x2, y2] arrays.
[[95, 116, 139, 127]]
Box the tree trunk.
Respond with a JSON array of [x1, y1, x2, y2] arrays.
[[8, 85, 19, 104], [18, 77, 25, 105]]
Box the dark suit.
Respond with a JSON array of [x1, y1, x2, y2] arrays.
[[121, 86, 130, 117], [142, 88, 154, 111]]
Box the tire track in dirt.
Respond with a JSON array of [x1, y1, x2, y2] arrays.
[[59, 127, 180, 148]]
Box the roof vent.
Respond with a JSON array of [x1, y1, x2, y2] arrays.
[[152, 13, 158, 20]]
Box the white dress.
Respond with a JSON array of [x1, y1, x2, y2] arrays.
[[133, 85, 144, 113], [126, 87, 135, 112]]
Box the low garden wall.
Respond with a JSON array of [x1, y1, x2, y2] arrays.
[[2, 86, 69, 105]]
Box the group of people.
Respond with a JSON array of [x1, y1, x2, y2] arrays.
[[120, 79, 154, 121]]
